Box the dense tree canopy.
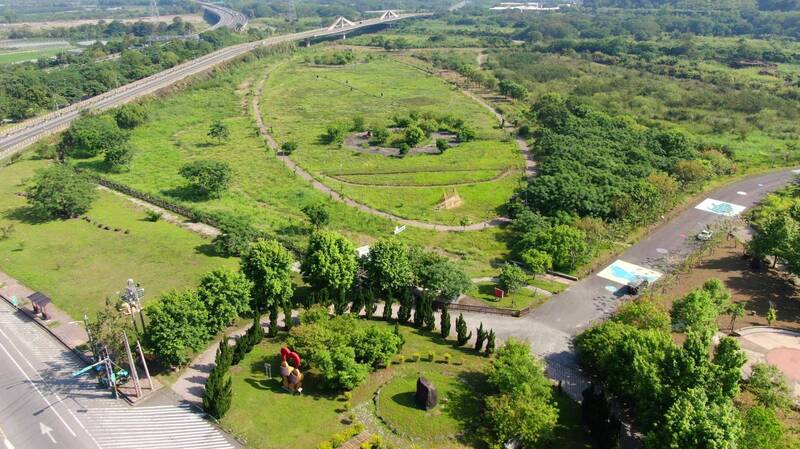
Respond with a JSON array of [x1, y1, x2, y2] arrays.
[[145, 289, 210, 367], [301, 230, 358, 294], [25, 164, 97, 219], [240, 239, 294, 313]]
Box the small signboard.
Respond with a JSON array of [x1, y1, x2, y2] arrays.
[[394, 225, 406, 235], [493, 287, 505, 299]]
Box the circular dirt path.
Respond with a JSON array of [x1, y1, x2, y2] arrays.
[[252, 67, 535, 232]]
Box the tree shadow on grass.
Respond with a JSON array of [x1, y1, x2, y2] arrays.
[[447, 370, 488, 447], [161, 185, 208, 202], [4, 206, 51, 225], [72, 159, 110, 173], [194, 243, 224, 258]]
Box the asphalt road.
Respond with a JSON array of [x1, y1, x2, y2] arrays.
[[459, 168, 798, 398], [0, 299, 241, 449], [0, 12, 425, 161]]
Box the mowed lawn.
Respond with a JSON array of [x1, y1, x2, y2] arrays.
[[0, 158, 234, 319], [261, 53, 523, 224], [68, 52, 514, 277]]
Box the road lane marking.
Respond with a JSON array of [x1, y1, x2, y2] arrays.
[[0, 328, 77, 437], [597, 260, 663, 286], [0, 424, 15, 449], [39, 423, 56, 444], [694, 198, 746, 217]]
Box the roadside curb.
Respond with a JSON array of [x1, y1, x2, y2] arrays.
[[0, 292, 93, 365]]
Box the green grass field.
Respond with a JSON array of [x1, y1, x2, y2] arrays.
[[68, 50, 516, 277], [469, 282, 545, 311], [261, 52, 523, 224], [0, 158, 235, 319], [222, 319, 592, 449], [0, 46, 70, 64]]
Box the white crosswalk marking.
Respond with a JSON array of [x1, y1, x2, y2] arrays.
[[0, 303, 237, 449], [81, 405, 235, 449]]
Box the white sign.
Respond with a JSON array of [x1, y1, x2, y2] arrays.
[[694, 198, 746, 217], [597, 260, 663, 286], [393, 225, 406, 235]]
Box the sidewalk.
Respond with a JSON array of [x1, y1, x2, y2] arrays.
[[0, 269, 89, 351]]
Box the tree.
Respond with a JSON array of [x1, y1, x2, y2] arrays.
[[612, 300, 671, 332], [413, 293, 425, 329], [485, 330, 496, 355], [322, 124, 347, 145], [369, 125, 390, 144], [455, 313, 471, 346], [712, 337, 747, 400], [179, 160, 233, 198], [364, 289, 377, 319], [280, 141, 298, 155], [197, 268, 253, 332], [397, 289, 413, 324], [240, 239, 294, 314], [208, 120, 230, 144], [646, 387, 742, 449], [532, 93, 570, 131], [86, 299, 136, 364], [113, 103, 149, 129], [455, 125, 476, 142], [536, 225, 592, 272], [483, 338, 558, 448], [301, 230, 357, 294], [351, 326, 403, 368], [475, 322, 487, 351], [498, 263, 527, 294], [382, 293, 394, 321], [421, 295, 435, 331], [215, 337, 233, 372], [747, 363, 792, 410], [440, 305, 451, 339], [670, 288, 722, 335], [104, 142, 134, 171], [414, 253, 472, 301], [498, 79, 528, 100], [301, 202, 331, 229], [521, 249, 552, 281], [58, 115, 129, 159], [403, 124, 426, 147], [726, 303, 745, 333], [435, 138, 449, 153], [316, 346, 369, 391], [365, 238, 412, 295], [674, 159, 713, 185], [765, 304, 778, 325], [145, 289, 210, 367], [26, 165, 97, 219], [203, 363, 232, 419], [212, 216, 260, 257]]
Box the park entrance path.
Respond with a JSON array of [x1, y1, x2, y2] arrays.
[[251, 64, 535, 232]]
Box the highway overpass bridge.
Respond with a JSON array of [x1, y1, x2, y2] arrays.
[[0, 11, 426, 161]]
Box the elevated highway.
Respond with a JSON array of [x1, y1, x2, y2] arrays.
[[199, 2, 249, 32], [0, 12, 426, 161]]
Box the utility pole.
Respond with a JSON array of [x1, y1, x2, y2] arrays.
[[149, 0, 160, 44], [122, 332, 142, 398], [136, 340, 153, 391]]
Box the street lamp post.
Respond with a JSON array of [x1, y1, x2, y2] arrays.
[[119, 279, 146, 334]]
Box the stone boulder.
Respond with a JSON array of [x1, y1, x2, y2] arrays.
[[415, 376, 438, 410]]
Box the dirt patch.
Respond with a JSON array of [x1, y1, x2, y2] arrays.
[[662, 242, 800, 332]]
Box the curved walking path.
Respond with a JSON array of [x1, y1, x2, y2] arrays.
[[251, 66, 534, 232], [323, 167, 516, 188]]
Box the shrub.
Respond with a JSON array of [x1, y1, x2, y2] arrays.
[[435, 138, 449, 153], [412, 352, 421, 362], [179, 160, 233, 198], [443, 353, 452, 364], [104, 142, 135, 171], [456, 313, 471, 346], [281, 141, 298, 155], [748, 363, 792, 409], [144, 210, 162, 222], [499, 263, 527, 293]]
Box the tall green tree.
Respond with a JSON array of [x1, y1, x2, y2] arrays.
[[301, 230, 358, 294], [498, 263, 527, 293], [521, 249, 553, 281], [365, 238, 412, 295], [145, 289, 210, 367], [26, 165, 97, 219], [455, 313, 471, 346], [440, 305, 451, 339], [197, 268, 253, 331], [58, 114, 129, 159], [301, 202, 331, 229], [203, 364, 232, 419], [240, 239, 294, 314]]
